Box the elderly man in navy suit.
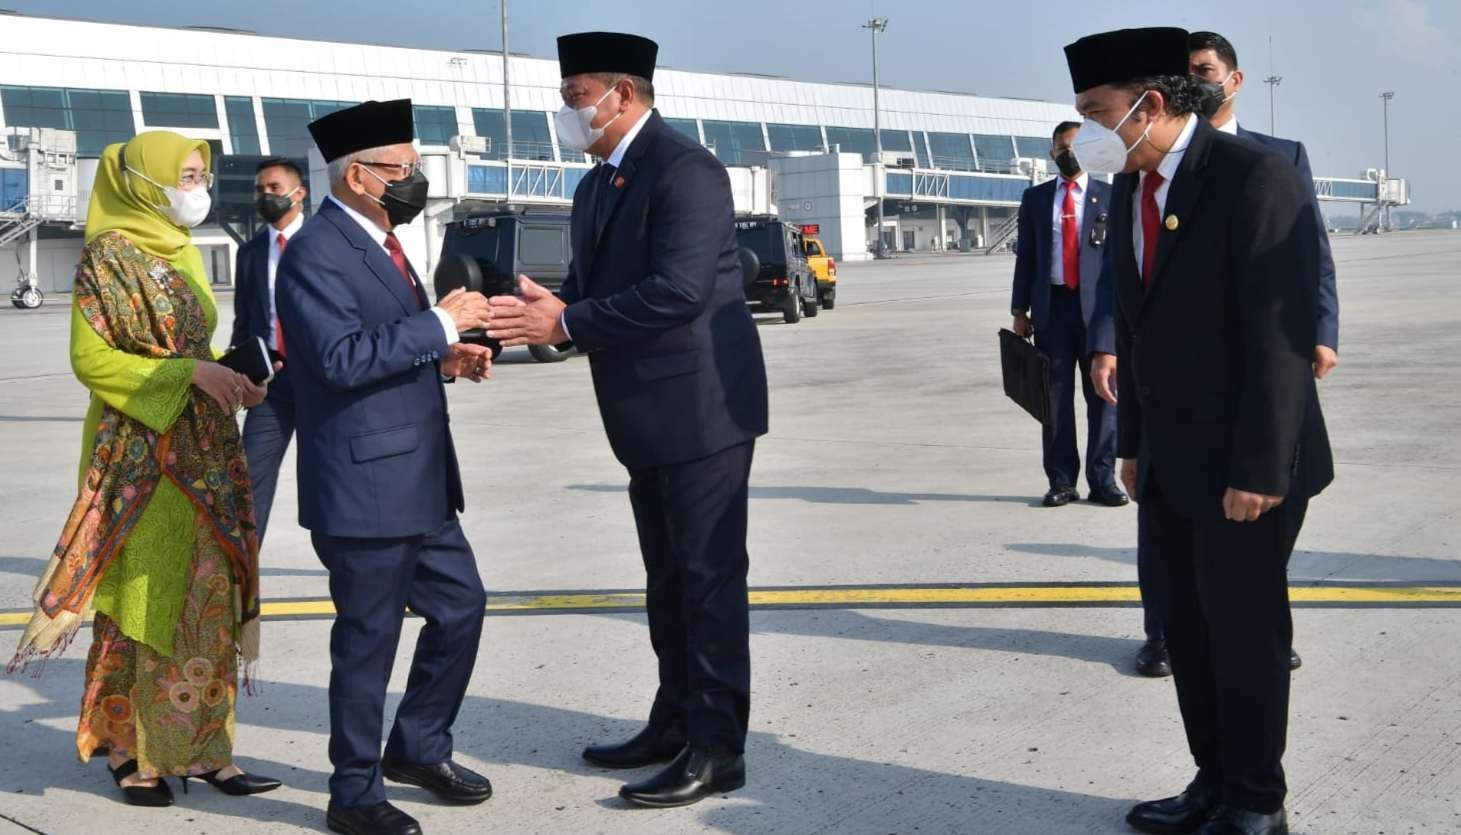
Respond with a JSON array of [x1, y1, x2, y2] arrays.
[[276, 99, 496, 835], [1011, 121, 1126, 508], [486, 32, 768, 809], [231, 157, 307, 543]]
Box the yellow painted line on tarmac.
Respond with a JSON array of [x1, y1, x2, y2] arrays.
[[4, 584, 1461, 628]]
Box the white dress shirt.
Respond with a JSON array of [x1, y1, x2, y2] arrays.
[[1132, 114, 1200, 274], [266, 211, 304, 350], [326, 194, 458, 347], [1214, 115, 1240, 135], [1049, 173, 1089, 285]]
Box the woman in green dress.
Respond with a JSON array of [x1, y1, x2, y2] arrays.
[[8, 130, 282, 806]]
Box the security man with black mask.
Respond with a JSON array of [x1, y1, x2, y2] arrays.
[[1067, 28, 1333, 835]]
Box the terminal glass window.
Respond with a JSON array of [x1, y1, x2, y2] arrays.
[[414, 105, 458, 146], [140, 92, 219, 129], [767, 123, 824, 153], [911, 132, 930, 167], [823, 126, 876, 160], [973, 134, 1016, 172], [1014, 136, 1049, 160], [1, 85, 134, 156], [663, 118, 701, 143], [701, 120, 765, 165], [224, 96, 260, 155], [261, 98, 354, 161], [471, 109, 556, 161], [927, 132, 975, 170]]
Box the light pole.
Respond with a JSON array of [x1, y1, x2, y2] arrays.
[[1380, 91, 1395, 231], [863, 16, 888, 258], [1263, 74, 1281, 133], [502, 0, 512, 202]]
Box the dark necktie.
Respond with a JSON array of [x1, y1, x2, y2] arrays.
[[384, 232, 425, 309], [1140, 172, 1165, 288], [594, 162, 618, 229]]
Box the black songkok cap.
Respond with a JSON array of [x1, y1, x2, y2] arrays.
[[557, 32, 659, 81], [1064, 27, 1191, 94], [307, 99, 415, 163]]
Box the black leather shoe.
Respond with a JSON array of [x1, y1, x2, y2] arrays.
[[1135, 638, 1172, 678], [619, 747, 745, 808], [583, 724, 687, 769], [1088, 485, 1131, 507], [1126, 780, 1221, 833], [1199, 806, 1288, 834], [1043, 486, 1079, 507], [382, 758, 492, 804], [326, 800, 421, 835], [1288, 648, 1302, 670], [108, 759, 175, 807], [183, 768, 282, 796]]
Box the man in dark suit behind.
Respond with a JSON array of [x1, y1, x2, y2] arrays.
[[231, 157, 307, 543], [1066, 28, 1333, 835], [486, 32, 768, 809], [1011, 121, 1126, 509], [276, 99, 497, 835]]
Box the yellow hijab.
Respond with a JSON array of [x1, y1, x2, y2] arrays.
[[86, 131, 210, 278]]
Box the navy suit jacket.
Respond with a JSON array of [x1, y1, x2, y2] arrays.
[[1236, 125, 1339, 350], [1011, 176, 1112, 337], [229, 229, 271, 350], [559, 111, 769, 470], [275, 199, 464, 538]]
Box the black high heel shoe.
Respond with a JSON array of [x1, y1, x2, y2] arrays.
[[182, 767, 283, 796], [108, 759, 175, 807]]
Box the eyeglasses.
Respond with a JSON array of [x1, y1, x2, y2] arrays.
[[357, 160, 423, 178], [178, 171, 214, 189]]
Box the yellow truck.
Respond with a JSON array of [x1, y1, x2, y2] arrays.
[[799, 225, 837, 310]]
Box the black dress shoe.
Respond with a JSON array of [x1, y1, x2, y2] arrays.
[[619, 747, 745, 808], [382, 758, 492, 804], [1289, 648, 1302, 670], [1043, 486, 1079, 507], [108, 759, 175, 807], [1127, 780, 1221, 833], [1199, 806, 1288, 834], [1088, 485, 1131, 507], [327, 800, 421, 835], [583, 724, 687, 769], [1135, 638, 1172, 678], [183, 768, 283, 796]]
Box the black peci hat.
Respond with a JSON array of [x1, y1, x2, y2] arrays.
[[1064, 27, 1191, 94], [307, 99, 415, 163], [557, 31, 658, 81]]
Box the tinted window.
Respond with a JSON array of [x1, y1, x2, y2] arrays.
[[734, 224, 785, 262], [805, 240, 823, 256], [1, 85, 134, 155], [470, 109, 556, 160], [663, 118, 700, 143], [1014, 136, 1049, 159], [927, 132, 975, 170], [911, 132, 930, 168], [262, 98, 354, 161], [973, 134, 1016, 172], [224, 96, 260, 154], [824, 126, 876, 161], [766, 123, 823, 152], [140, 92, 219, 128], [518, 225, 566, 266], [414, 105, 458, 146], [701, 120, 765, 165]]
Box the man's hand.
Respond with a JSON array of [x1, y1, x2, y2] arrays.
[[1091, 352, 1118, 405], [441, 342, 493, 383], [1222, 487, 1284, 523], [486, 276, 567, 347], [1120, 459, 1139, 499], [437, 288, 492, 333], [1012, 311, 1033, 338], [1313, 345, 1338, 380]]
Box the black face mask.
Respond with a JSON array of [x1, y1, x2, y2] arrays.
[[255, 192, 297, 224], [367, 169, 430, 227], [1054, 150, 1082, 179], [1196, 79, 1226, 121]]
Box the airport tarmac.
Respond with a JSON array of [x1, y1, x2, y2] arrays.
[[1, 230, 1458, 834]]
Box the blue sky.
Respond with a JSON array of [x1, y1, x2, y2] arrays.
[[6, 0, 1456, 211]]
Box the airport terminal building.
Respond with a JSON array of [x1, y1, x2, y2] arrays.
[[0, 13, 1397, 294]]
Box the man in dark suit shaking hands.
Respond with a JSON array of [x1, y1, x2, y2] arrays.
[[1065, 28, 1333, 835], [1010, 121, 1125, 508], [487, 32, 769, 809]]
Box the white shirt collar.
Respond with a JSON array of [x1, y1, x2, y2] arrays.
[[605, 110, 654, 168], [1214, 115, 1239, 135], [327, 193, 390, 252], [272, 211, 305, 243], [1061, 172, 1089, 193], [1152, 114, 1200, 184]]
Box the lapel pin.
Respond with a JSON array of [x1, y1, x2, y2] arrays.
[[614, 176, 626, 188], [1089, 195, 1098, 204], [1164, 214, 1179, 231]]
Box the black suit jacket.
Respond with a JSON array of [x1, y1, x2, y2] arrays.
[[1110, 120, 1333, 520], [1011, 176, 1112, 338], [559, 110, 769, 470], [230, 229, 272, 350]]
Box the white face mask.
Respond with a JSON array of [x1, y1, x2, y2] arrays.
[[554, 87, 622, 153], [1072, 90, 1153, 175], [127, 166, 213, 228]]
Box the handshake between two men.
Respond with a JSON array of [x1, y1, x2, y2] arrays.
[[437, 275, 569, 367]]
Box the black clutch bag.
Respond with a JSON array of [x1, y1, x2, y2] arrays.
[[219, 336, 276, 385], [998, 328, 1050, 425]]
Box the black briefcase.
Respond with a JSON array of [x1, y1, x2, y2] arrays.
[[998, 328, 1050, 425]]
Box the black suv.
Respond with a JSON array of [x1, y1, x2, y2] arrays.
[[435, 209, 575, 363], [734, 217, 820, 323]]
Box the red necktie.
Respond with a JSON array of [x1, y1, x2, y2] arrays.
[[1140, 172, 1165, 288], [274, 233, 287, 357], [1061, 181, 1080, 290], [384, 232, 423, 309]]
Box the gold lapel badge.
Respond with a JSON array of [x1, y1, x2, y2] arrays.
[[614, 175, 626, 188], [1164, 214, 1179, 231]]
